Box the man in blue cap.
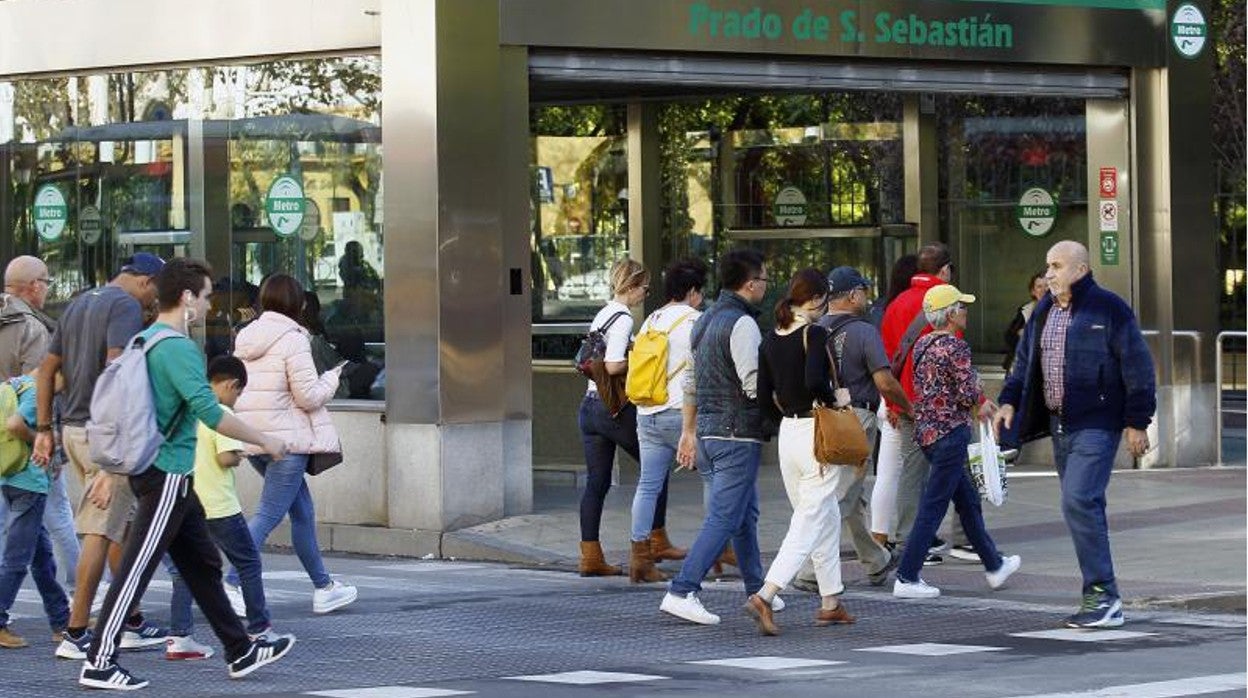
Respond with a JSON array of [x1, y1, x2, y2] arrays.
[[33, 252, 169, 659]]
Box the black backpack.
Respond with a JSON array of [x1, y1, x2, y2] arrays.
[[573, 311, 629, 379]]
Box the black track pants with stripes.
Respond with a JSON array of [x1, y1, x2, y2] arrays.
[[88, 468, 250, 665]]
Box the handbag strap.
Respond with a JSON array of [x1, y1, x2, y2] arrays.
[[801, 325, 844, 401]]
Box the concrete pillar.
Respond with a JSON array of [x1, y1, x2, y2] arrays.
[[902, 94, 938, 242], [382, 0, 532, 531], [627, 102, 663, 315]]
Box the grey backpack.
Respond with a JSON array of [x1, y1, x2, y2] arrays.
[[86, 328, 183, 476]]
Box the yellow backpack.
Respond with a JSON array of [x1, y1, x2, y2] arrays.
[[626, 310, 696, 407], [0, 379, 32, 479]]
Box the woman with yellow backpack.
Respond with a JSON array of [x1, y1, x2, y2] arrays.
[[624, 259, 707, 583]]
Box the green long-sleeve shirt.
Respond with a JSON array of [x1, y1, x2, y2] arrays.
[[140, 323, 224, 476]]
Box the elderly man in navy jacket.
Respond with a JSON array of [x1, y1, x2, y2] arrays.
[[993, 240, 1155, 629]]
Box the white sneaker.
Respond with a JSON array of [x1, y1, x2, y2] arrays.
[[986, 554, 1021, 590], [224, 582, 247, 617], [248, 627, 293, 643], [312, 580, 358, 614], [893, 578, 941, 599], [90, 582, 109, 614], [165, 635, 214, 660], [770, 595, 785, 612], [660, 592, 721, 625]]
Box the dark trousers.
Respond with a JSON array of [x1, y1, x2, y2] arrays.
[[88, 469, 250, 665], [577, 395, 670, 541]]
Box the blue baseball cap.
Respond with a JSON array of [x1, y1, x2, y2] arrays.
[[118, 252, 165, 277], [827, 266, 872, 294]]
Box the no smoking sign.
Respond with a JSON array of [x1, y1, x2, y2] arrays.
[[1099, 201, 1119, 232]]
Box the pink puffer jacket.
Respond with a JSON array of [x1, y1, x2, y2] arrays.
[[233, 311, 340, 455]]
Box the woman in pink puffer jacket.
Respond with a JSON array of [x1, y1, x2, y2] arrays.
[[227, 274, 358, 615]]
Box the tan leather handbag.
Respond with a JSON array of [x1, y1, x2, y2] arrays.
[[805, 327, 872, 471]]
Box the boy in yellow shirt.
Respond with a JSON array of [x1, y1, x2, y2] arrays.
[[166, 356, 286, 659]]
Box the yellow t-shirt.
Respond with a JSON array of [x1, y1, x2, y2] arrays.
[[192, 405, 245, 519]]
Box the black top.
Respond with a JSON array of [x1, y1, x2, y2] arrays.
[[757, 323, 838, 422]]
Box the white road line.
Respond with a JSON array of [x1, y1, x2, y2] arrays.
[[307, 688, 474, 698], [1001, 672, 1246, 698], [1011, 629, 1156, 642], [1154, 616, 1246, 629], [854, 642, 1010, 656], [505, 671, 668, 685], [688, 656, 846, 670], [367, 563, 487, 573]]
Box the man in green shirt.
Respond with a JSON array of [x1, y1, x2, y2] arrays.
[[78, 259, 294, 691]]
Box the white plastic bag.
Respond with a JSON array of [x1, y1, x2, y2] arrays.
[[966, 421, 1007, 506]]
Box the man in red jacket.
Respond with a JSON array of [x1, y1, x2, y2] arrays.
[[879, 243, 954, 561]]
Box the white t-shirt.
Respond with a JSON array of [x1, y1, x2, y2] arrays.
[[635, 304, 701, 416], [585, 300, 634, 394]]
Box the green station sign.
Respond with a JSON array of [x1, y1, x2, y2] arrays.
[[32, 184, 67, 242], [265, 175, 306, 238], [1015, 187, 1057, 237]]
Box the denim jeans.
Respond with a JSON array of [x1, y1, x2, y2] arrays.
[[579, 396, 669, 541], [0, 486, 69, 630], [631, 409, 682, 542], [228, 454, 330, 589], [896, 425, 1003, 583], [0, 469, 78, 588], [174, 513, 270, 635], [669, 438, 764, 597], [1051, 419, 1122, 598]]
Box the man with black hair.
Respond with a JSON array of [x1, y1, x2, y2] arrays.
[[661, 248, 769, 626], [77, 258, 294, 690]]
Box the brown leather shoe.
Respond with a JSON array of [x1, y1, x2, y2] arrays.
[[0, 626, 28, 649], [814, 603, 856, 626], [744, 594, 779, 636], [578, 541, 623, 577], [629, 540, 669, 583], [649, 528, 687, 562]]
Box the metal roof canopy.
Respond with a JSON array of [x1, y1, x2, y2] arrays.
[[529, 50, 1130, 104]]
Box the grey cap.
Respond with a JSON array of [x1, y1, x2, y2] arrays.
[[827, 266, 872, 294]]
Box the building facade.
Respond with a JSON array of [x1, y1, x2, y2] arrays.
[[0, 0, 1217, 547]]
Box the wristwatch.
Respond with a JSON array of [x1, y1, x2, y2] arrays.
[[35, 423, 53, 433]]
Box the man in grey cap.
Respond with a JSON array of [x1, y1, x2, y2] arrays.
[[33, 252, 168, 659], [789, 266, 913, 590]]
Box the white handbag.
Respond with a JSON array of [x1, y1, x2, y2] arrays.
[[966, 421, 1007, 506]]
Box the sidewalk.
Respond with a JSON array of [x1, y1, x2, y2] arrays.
[[444, 463, 1247, 613]]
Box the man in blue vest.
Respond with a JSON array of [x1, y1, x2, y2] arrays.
[[994, 240, 1155, 628], [661, 248, 769, 625]]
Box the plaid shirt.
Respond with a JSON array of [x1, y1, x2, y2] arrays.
[[1040, 303, 1073, 411]]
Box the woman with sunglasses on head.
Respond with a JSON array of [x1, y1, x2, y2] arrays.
[[746, 268, 856, 636]]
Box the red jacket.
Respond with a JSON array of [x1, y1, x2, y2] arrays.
[[880, 274, 953, 415]]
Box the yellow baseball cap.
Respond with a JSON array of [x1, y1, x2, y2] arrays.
[[923, 284, 976, 313]]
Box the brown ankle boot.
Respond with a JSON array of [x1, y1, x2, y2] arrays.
[[629, 540, 670, 583], [649, 528, 687, 562], [719, 544, 738, 568], [579, 541, 622, 577]]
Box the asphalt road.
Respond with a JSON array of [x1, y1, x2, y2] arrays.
[[5, 552, 1244, 698]]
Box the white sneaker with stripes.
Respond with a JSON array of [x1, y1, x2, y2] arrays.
[[79, 661, 149, 690]]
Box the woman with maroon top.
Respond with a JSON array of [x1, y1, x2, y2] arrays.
[[892, 285, 1021, 599]]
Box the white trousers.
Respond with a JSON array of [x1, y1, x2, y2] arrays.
[[765, 417, 856, 596], [870, 403, 903, 537]]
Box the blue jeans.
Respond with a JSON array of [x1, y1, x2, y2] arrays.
[[1051, 419, 1121, 598], [631, 410, 683, 542], [669, 439, 764, 597], [228, 454, 330, 589], [0, 469, 78, 588], [578, 396, 669, 541], [0, 486, 69, 630], [897, 425, 1003, 582], [174, 513, 270, 635]]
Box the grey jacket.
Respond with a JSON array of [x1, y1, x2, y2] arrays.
[[0, 294, 52, 379]]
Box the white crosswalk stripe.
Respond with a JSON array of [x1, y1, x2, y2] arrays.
[[687, 656, 846, 670], [854, 642, 1010, 656], [1010, 629, 1156, 642], [505, 671, 668, 685], [308, 689, 474, 698], [999, 672, 1246, 698]]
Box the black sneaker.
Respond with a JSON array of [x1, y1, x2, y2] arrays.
[[1065, 586, 1124, 628], [56, 629, 93, 660], [923, 553, 944, 566], [228, 634, 295, 679], [79, 661, 149, 690]]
